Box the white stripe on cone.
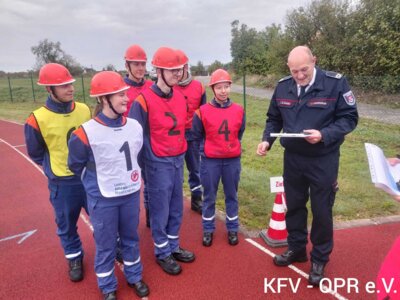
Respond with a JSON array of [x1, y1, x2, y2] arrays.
[[269, 219, 287, 231]]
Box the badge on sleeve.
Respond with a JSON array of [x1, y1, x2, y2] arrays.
[[343, 91, 356, 106]]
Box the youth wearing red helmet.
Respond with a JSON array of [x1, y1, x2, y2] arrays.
[[123, 44, 153, 117], [68, 71, 149, 299], [191, 69, 246, 247], [24, 63, 91, 283], [129, 47, 195, 276]]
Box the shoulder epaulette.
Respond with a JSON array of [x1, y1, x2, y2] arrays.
[[278, 75, 292, 82], [325, 71, 342, 79]]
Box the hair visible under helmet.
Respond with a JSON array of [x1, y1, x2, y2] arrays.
[[90, 71, 129, 116], [151, 47, 186, 88]]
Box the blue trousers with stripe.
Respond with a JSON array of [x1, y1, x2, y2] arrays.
[[200, 156, 241, 233], [185, 138, 202, 196], [88, 191, 143, 294], [145, 159, 184, 259], [48, 182, 87, 260]]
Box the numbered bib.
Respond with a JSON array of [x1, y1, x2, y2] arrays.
[[82, 118, 143, 198], [200, 103, 244, 158], [34, 102, 91, 177]]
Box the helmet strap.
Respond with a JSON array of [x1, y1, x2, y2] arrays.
[[161, 69, 173, 89], [160, 69, 173, 89], [101, 95, 121, 117], [48, 86, 62, 103], [126, 62, 142, 83], [107, 97, 121, 117], [211, 86, 224, 103]]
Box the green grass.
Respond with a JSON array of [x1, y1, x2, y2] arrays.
[[1, 82, 400, 231], [185, 89, 400, 230], [0, 76, 93, 104]]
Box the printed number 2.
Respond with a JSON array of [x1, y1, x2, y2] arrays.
[[165, 112, 180, 136], [119, 141, 132, 171], [218, 119, 230, 141]]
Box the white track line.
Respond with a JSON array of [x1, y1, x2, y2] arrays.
[[0, 121, 125, 272], [245, 238, 349, 300], [1, 119, 23, 125], [13, 144, 26, 148], [0, 138, 44, 175]]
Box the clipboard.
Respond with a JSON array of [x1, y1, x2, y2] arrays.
[[270, 133, 311, 138]]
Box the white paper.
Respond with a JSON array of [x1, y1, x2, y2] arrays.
[[364, 143, 400, 196], [270, 133, 311, 138]]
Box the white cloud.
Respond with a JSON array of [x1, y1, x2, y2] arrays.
[[0, 0, 310, 72]]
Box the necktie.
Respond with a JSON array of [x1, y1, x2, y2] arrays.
[[299, 85, 307, 99]]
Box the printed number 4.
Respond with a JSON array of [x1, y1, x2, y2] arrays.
[[218, 119, 230, 141], [119, 141, 132, 171]]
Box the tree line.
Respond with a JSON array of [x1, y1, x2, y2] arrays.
[[3, 0, 399, 94], [229, 0, 400, 93]]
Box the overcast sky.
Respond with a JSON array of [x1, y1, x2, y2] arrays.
[[0, 0, 310, 72]]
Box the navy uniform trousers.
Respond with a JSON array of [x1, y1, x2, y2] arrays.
[[201, 156, 241, 232], [48, 182, 87, 261], [88, 191, 142, 294], [184, 136, 202, 197], [145, 159, 184, 259], [283, 150, 339, 265]]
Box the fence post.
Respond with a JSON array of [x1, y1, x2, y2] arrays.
[[81, 75, 86, 103], [243, 72, 246, 112], [30, 72, 36, 102], [7, 76, 13, 102]]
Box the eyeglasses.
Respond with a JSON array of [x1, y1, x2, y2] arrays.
[[168, 68, 183, 75]]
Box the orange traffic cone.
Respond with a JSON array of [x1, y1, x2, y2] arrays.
[[259, 192, 288, 247]]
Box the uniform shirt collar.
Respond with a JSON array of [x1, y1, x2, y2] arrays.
[[150, 83, 173, 99], [96, 112, 124, 127], [124, 75, 145, 87], [211, 98, 232, 108], [45, 95, 73, 113], [178, 73, 193, 87], [297, 67, 316, 93]]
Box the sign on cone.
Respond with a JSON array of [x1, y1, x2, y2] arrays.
[[260, 192, 288, 247]]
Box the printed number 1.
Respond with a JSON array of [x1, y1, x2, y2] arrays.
[[119, 141, 132, 171]]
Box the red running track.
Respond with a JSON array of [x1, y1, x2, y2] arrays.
[[1, 119, 399, 300]]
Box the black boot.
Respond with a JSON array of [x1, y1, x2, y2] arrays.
[[308, 262, 325, 286], [128, 280, 150, 297], [172, 247, 196, 263], [156, 255, 182, 275], [191, 194, 202, 214], [273, 249, 308, 266], [103, 291, 116, 300], [203, 232, 213, 247], [68, 257, 83, 282], [228, 231, 239, 246]]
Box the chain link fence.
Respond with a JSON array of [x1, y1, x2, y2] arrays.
[[0, 74, 94, 104]]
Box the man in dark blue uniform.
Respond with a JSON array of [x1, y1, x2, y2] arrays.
[[257, 46, 358, 286]]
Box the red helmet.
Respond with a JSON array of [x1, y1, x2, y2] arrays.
[[37, 63, 75, 86], [151, 47, 185, 69], [90, 71, 129, 97], [124, 44, 147, 62], [209, 69, 232, 86], [176, 49, 189, 65]]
